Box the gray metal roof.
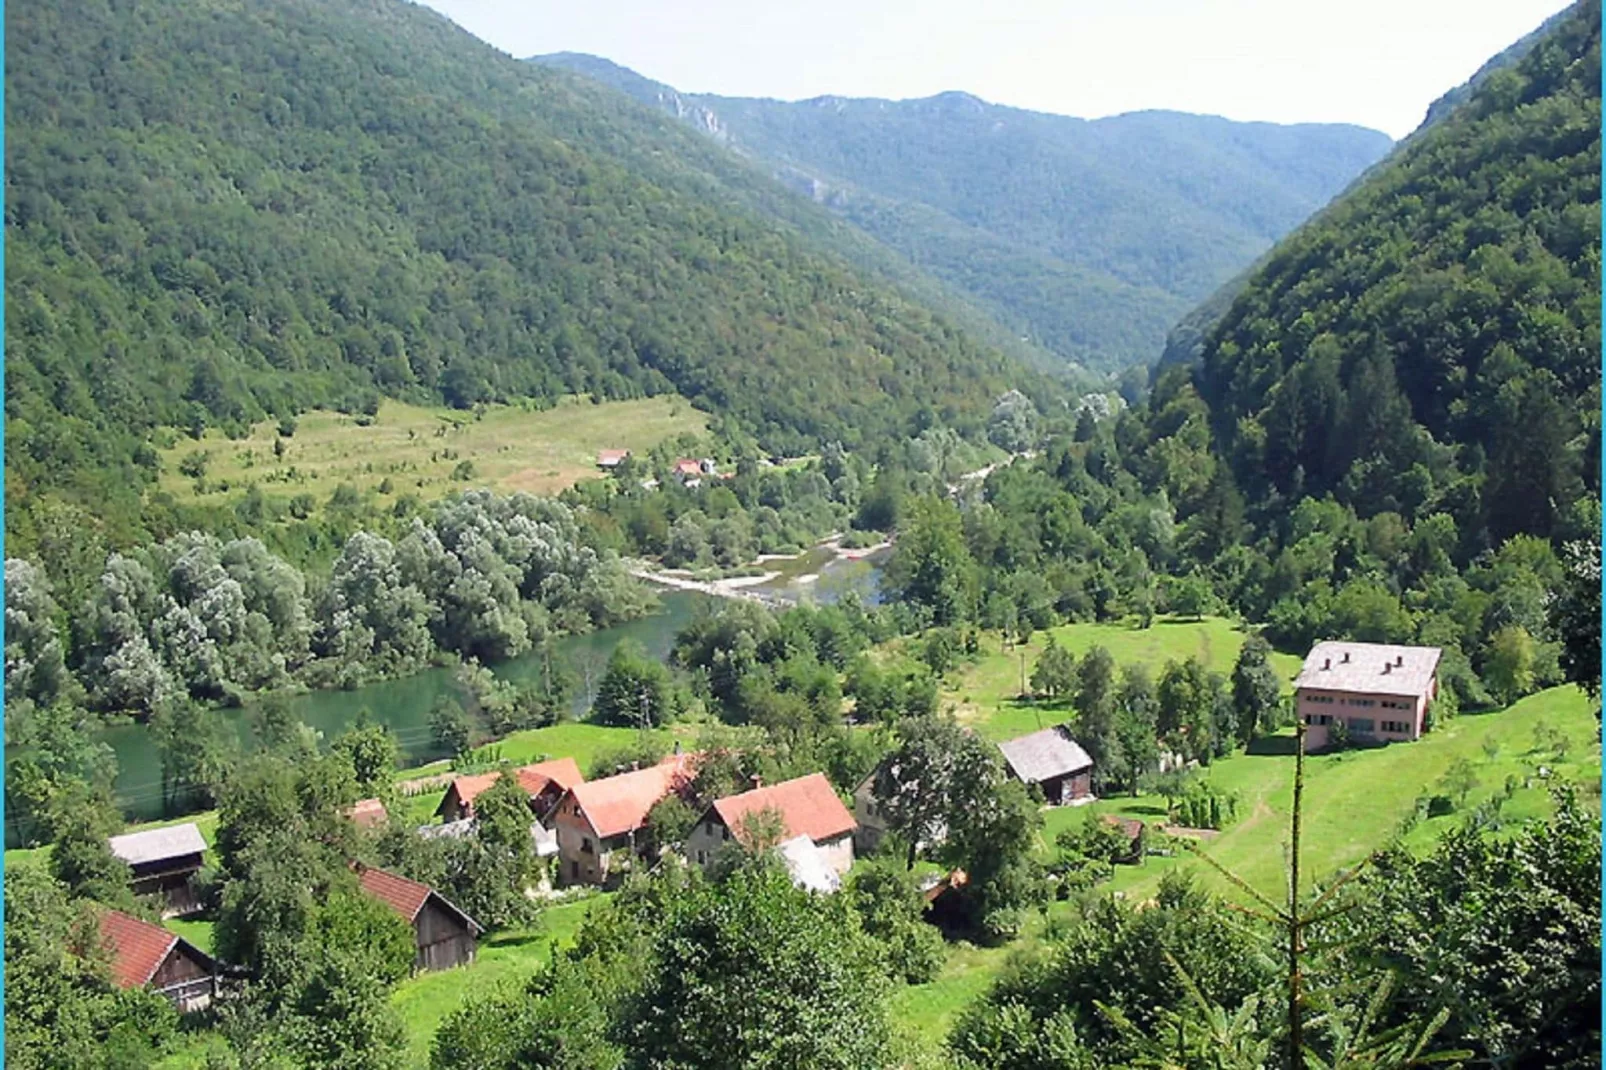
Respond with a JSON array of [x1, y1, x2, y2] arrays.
[[1294, 641, 1441, 698], [108, 822, 207, 867], [997, 725, 1093, 783]]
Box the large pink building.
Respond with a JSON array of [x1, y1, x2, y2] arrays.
[[1295, 641, 1442, 750]]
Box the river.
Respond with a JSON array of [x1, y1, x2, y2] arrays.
[[99, 547, 886, 822]]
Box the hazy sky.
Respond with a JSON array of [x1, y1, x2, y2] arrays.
[[420, 0, 1573, 139]]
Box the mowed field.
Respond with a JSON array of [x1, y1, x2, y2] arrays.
[[153, 395, 707, 509]]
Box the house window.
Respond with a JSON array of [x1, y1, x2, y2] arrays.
[[1348, 718, 1375, 734], [581, 838, 595, 855], [722, 826, 730, 842], [1381, 720, 1410, 734], [696, 851, 706, 865]]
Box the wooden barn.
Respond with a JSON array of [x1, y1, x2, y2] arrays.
[[107, 822, 207, 917], [97, 909, 219, 1012], [355, 863, 481, 972], [997, 725, 1094, 805]]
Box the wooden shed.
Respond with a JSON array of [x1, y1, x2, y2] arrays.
[[107, 822, 207, 917], [355, 863, 481, 972], [98, 909, 219, 1012]]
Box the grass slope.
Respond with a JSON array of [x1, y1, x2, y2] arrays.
[[154, 396, 706, 514]]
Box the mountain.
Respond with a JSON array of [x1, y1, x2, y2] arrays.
[[1182, 0, 1599, 549], [532, 53, 1394, 373], [4, 0, 1057, 551], [1158, 3, 1580, 370]]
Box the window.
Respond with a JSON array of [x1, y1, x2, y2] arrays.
[[1381, 720, 1410, 734], [722, 826, 730, 842], [1304, 713, 1332, 727], [1348, 718, 1375, 734], [581, 837, 594, 855]]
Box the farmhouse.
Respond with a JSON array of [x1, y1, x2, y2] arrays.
[[343, 797, 389, 829], [1295, 641, 1442, 750], [997, 725, 1095, 805], [107, 822, 207, 917], [852, 764, 947, 855], [97, 909, 219, 1012], [355, 863, 481, 972], [597, 449, 630, 469], [684, 773, 857, 883], [435, 757, 585, 824], [553, 753, 696, 886]]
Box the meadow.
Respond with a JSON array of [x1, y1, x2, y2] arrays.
[[153, 395, 707, 511]]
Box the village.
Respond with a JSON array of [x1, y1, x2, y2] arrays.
[[93, 637, 1450, 1011]]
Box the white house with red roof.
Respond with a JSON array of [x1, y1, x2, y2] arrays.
[[551, 753, 696, 886], [684, 773, 857, 884]]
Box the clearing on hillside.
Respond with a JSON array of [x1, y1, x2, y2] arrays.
[[153, 395, 708, 511]]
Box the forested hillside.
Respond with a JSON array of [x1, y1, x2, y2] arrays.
[[1158, 3, 1581, 370], [1193, 0, 1599, 549], [4, 0, 1051, 559], [534, 52, 1393, 373]]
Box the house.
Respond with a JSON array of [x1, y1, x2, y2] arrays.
[[997, 725, 1095, 805], [552, 753, 697, 886], [852, 766, 947, 856], [672, 458, 702, 479], [344, 798, 389, 829], [108, 823, 207, 917], [1295, 641, 1442, 750], [97, 909, 219, 1012], [354, 864, 481, 972], [435, 758, 585, 824], [597, 449, 631, 470], [684, 773, 857, 881]]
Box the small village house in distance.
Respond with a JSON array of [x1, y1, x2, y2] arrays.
[[435, 757, 585, 824], [596, 448, 631, 470], [684, 773, 858, 890], [97, 909, 219, 1012], [553, 753, 696, 886], [354, 863, 481, 972], [1296, 641, 1442, 750], [107, 822, 208, 917], [997, 725, 1094, 805]]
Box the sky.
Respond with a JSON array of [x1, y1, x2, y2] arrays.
[[419, 0, 1574, 139]]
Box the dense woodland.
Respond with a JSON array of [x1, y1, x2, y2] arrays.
[[3, 0, 1603, 1067], [537, 51, 1394, 374], [4, 0, 1059, 566]]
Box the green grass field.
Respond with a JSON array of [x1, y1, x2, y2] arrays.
[[154, 395, 707, 511], [392, 895, 603, 1068], [943, 616, 1305, 741]]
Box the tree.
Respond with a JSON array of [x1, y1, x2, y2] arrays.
[[873, 715, 976, 869], [1230, 635, 1283, 746], [619, 859, 894, 1069], [844, 859, 945, 984], [884, 496, 976, 626], [1484, 625, 1537, 706], [1166, 573, 1216, 620], [1550, 536, 1601, 703], [593, 640, 673, 728], [47, 781, 136, 910], [4, 558, 70, 707], [1030, 637, 1077, 699], [442, 771, 542, 931], [332, 716, 399, 798], [1074, 645, 1125, 791], [1438, 757, 1480, 809], [429, 696, 473, 761], [4, 867, 178, 1070], [988, 390, 1041, 454]]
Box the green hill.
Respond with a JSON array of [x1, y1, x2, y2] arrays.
[[4, 0, 1055, 555], [533, 53, 1393, 373], [1186, 0, 1599, 548], [1157, 3, 1583, 371]]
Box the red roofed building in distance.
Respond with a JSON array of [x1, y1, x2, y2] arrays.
[[435, 757, 585, 824], [343, 797, 389, 829], [552, 753, 696, 886], [597, 449, 630, 469], [684, 773, 857, 878], [355, 863, 482, 972], [1295, 641, 1442, 750], [97, 909, 218, 1012]]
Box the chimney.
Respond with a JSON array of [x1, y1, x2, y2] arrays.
[[749, 774, 763, 791], [1322, 657, 1331, 670], [1383, 662, 1392, 675], [1396, 654, 1404, 667], [1341, 651, 1350, 664]]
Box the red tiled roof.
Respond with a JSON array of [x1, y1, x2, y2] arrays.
[[712, 773, 857, 848], [440, 758, 586, 815], [568, 753, 695, 839], [356, 864, 432, 921], [597, 449, 630, 464], [673, 459, 701, 476], [344, 798, 389, 828], [97, 910, 180, 989]]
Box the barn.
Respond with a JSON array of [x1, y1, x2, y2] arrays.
[[97, 909, 219, 1012], [107, 822, 207, 917], [997, 725, 1095, 805], [355, 864, 481, 972]]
